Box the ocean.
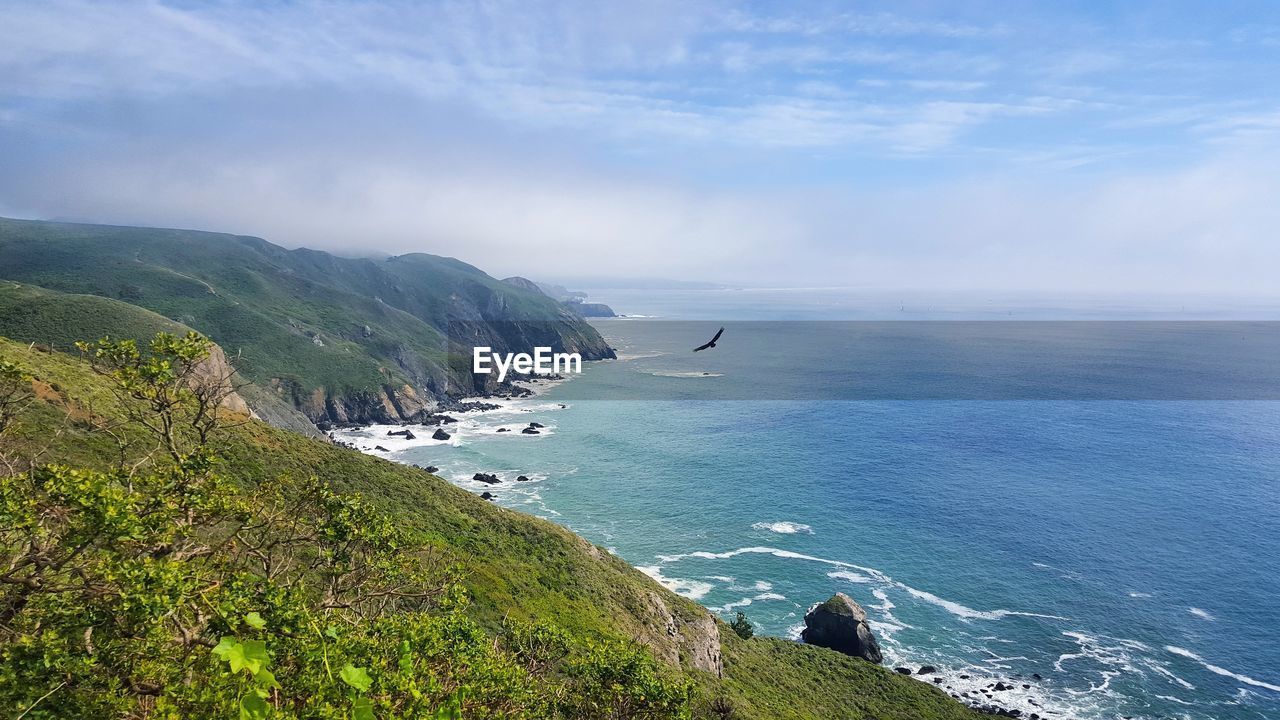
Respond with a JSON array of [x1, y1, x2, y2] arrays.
[[336, 289, 1280, 720]]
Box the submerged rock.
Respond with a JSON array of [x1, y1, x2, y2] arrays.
[[473, 473, 501, 485], [387, 428, 416, 439], [800, 593, 883, 664], [521, 427, 540, 435], [516, 475, 531, 482]]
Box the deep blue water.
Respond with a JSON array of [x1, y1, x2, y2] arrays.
[[338, 290, 1280, 720]]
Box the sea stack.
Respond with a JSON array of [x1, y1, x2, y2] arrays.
[[800, 593, 884, 664]]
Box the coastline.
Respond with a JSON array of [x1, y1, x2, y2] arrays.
[[327, 320, 1280, 720], [331, 361, 1077, 720]]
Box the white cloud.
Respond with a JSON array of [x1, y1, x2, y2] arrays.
[[1, 0, 1279, 296]]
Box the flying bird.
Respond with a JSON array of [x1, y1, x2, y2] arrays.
[[693, 327, 725, 352]]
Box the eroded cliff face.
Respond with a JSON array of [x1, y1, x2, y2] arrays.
[[286, 327, 613, 426], [639, 590, 723, 677], [193, 344, 251, 416], [570, 537, 723, 678]]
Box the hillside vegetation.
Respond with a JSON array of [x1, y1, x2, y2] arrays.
[[0, 217, 614, 426], [0, 282, 318, 436], [0, 335, 981, 719]]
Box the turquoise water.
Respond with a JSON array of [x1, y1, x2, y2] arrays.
[[338, 291, 1280, 720]]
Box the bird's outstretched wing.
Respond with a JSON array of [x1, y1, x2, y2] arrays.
[[693, 327, 725, 352]]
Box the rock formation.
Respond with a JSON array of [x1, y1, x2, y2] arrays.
[[800, 593, 883, 664]]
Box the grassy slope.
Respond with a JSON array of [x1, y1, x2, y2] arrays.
[[0, 281, 319, 436], [0, 219, 435, 395], [0, 280, 193, 349], [0, 337, 980, 720]]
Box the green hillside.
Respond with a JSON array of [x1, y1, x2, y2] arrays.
[[0, 217, 614, 426], [0, 335, 981, 720], [0, 281, 320, 437]]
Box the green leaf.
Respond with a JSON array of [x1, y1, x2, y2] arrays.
[[244, 611, 267, 630], [239, 690, 270, 720], [325, 625, 340, 640], [212, 636, 238, 662], [233, 639, 269, 675], [340, 663, 373, 693], [397, 640, 413, 675], [253, 667, 281, 690], [214, 638, 252, 674], [351, 696, 375, 720]]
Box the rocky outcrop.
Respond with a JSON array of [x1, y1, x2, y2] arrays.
[[431, 428, 451, 441], [639, 590, 723, 677], [190, 344, 251, 416], [800, 593, 883, 664], [564, 300, 616, 317]]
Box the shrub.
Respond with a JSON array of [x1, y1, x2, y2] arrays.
[[729, 612, 754, 640], [1, 332, 696, 719]]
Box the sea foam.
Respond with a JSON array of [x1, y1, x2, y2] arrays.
[[636, 566, 713, 601], [1166, 646, 1280, 693], [658, 545, 1067, 623], [752, 521, 814, 535]]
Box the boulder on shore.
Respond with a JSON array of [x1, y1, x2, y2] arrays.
[[800, 593, 883, 664], [431, 428, 451, 441]]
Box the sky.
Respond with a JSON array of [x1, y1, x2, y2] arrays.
[[1, 0, 1279, 294]]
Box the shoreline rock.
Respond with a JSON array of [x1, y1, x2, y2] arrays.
[[800, 593, 883, 664]]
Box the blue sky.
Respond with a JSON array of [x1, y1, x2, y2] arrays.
[[1, 1, 1278, 293]]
